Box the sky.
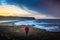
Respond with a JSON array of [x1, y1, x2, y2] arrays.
[[0, 0, 60, 19]]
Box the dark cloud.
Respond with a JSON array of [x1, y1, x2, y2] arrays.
[[44, 0, 60, 17]]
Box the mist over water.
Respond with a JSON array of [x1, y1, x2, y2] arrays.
[[14, 19, 60, 32]]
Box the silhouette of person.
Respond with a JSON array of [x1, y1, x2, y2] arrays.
[[25, 26, 29, 36]]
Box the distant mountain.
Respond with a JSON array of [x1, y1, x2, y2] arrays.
[[0, 16, 35, 20]]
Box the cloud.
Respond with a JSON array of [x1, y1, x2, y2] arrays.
[[8, 0, 60, 17], [0, 0, 60, 18], [22, 0, 60, 17], [22, 6, 55, 19], [0, 4, 33, 16]]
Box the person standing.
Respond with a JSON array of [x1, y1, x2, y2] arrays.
[[25, 26, 29, 36], [25, 26, 29, 40]]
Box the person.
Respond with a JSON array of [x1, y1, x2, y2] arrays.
[[25, 26, 29, 36]]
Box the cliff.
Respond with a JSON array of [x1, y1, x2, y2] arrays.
[[0, 16, 35, 20]]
